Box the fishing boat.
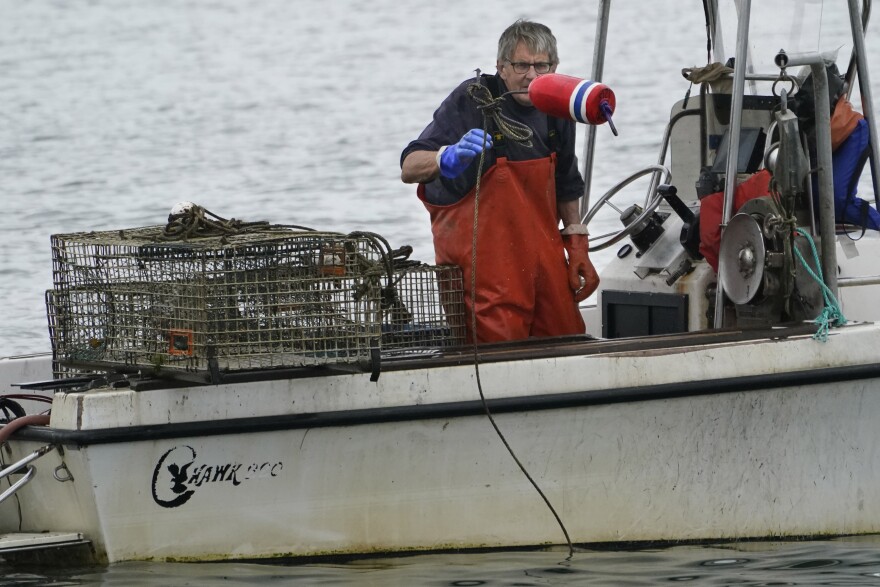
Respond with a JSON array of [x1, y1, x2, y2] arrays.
[[4, 0, 880, 565]]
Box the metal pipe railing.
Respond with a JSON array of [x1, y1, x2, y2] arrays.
[[844, 0, 870, 98], [713, 0, 752, 329], [838, 275, 880, 287], [580, 0, 612, 218], [0, 466, 36, 505], [847, 0, 880, 211], [0, 444, 55, 505], [776, 50, 839, 300]]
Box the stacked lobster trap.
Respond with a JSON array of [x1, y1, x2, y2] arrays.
[[46, 218, 466, 380], [379, 263, 466, 353]]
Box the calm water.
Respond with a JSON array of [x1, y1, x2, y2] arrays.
[[2, 0, 872, 355], [3, 0, 880, 583], [6, 538, 880, 585], [0, 0, 713, 357]]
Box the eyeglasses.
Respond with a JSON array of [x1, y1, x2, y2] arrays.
[[506, 61, 553, 74]]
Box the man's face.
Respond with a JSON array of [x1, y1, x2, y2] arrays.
[[497, 41, 557, 107]]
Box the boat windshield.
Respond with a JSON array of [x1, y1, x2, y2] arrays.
[[713, 0, 859, 92]]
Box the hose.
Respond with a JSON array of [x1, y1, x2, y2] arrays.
[[0, 415, 51, 444]]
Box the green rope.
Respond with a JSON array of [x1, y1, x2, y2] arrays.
[[793, 228, 847, 341]]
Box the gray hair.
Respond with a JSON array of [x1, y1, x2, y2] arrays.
[[497, 20, 559, 64]]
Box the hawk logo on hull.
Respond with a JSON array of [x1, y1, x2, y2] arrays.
[[151, 445, 283, 508]]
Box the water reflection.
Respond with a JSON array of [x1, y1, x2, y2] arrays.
[[7, 538, 880, 585], [699, 557, 750, 566], [770, 558, 842, 569]]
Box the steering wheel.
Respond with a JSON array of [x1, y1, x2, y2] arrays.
[[583, 164, 671, 252]]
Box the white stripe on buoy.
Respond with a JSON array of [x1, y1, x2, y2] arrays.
[[569, 80, 604, 124]]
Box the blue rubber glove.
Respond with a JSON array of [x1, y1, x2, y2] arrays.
[[438, 129, 493, 179]]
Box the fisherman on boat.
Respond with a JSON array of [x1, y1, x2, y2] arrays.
[[400, 19, 599, 343], [807, 75, 880, 231]]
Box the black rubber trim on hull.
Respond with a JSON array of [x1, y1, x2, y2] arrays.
[[13, 361, 880, 446]]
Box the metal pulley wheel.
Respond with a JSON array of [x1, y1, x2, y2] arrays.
[[719, 213, 767, 304]]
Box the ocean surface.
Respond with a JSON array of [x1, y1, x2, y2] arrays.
[[7, 538, 880, 585], [3, 0, 880, 583], [1, 0, 873, 357], [0, 0, 732, 358]]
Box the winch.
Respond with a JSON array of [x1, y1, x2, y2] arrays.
[[718, 197, 823, 325], [717, 91, 824, 326]]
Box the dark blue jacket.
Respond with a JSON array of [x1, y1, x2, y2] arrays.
[[401, 73, 585, 205]]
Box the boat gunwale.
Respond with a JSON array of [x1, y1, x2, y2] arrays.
[[68, 321, 824, 389], [11, 342, 880, 446]]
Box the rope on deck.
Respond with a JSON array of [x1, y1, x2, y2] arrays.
[[793, 228, 847, 341]]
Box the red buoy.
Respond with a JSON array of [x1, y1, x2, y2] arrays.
[[528, 73, 616, 127]]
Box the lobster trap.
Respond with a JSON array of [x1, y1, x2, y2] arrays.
[[379, 264, 466, 353], [47, 221, 466, 380]]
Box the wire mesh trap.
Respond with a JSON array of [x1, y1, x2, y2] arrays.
[[46, 220, 466, 379], [379, 264, 466, 354]]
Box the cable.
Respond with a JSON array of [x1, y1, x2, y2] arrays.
[[467, 73, 575, 557], [0, 447, 24, 531]]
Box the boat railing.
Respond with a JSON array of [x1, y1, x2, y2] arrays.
[[846, 0, 880, 210], [582, 7, 876, 217], [839, 275, 880, 287], [0, 444, 55, 505]]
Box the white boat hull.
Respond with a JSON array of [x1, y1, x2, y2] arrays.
[[3, 324, 880, 563]]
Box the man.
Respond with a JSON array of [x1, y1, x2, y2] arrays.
[[824, 93, 880, 230], [400, 19, 599, 343], [793, 65, 880, 230]]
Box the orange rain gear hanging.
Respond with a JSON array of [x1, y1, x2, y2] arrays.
[[418, 153, 585, 343]]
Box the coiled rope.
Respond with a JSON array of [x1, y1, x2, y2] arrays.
[[467, 71, 575, 557], [793, 228, 847, 341], [160, 204, 271, 241], [160, 204, 417, 332], [466, 77, 534, 148]]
